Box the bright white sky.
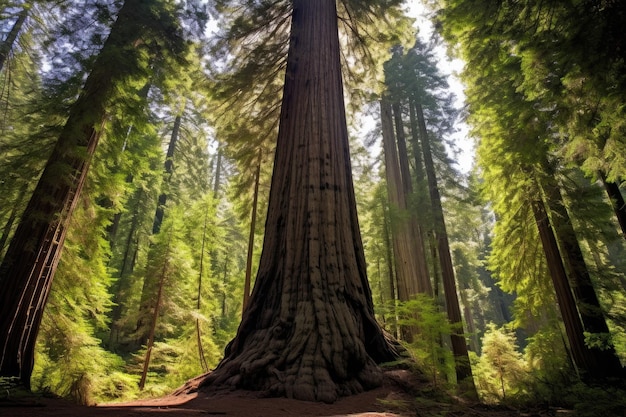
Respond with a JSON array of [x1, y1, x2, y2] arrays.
[[405, 0, 474, 174]]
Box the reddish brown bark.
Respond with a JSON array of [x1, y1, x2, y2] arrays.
[[392, 102, 433, 295], [540, 173, 624, 376], [243, 149, 262, 312], [531, 197, 593, 371], [414, 102, 475, 392], [195, 0, 395, 402]]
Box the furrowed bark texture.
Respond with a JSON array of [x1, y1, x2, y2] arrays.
[[197, 0, 395, 403]]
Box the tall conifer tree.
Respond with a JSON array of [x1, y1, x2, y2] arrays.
[[187, 0, 405, 402], [0, 0, 188, 387]]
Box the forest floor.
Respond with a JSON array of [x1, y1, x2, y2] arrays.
[[1, 369, 568, 417]]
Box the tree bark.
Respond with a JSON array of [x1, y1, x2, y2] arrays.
[[243, 149, 262, 312], [381, 100, 414, 304], [212, 144, 223, 199], [108, 198, 141, 350], [392, 102, 433, 295], [152, 115, 181, 235], [382, 199, 398, 338], [531, 195, 610, 378], [600, 174, 626, 239], [0, 0, 152, 387], [194, 0, 395, 402], [139, 232, 172, 390], [196, 202, 210, 373], [541, 173, 624, 375], [134, 116, 183, 347], [415, 102, 475, 392]]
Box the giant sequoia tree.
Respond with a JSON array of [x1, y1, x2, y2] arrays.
[[190, 0, 397, 403]]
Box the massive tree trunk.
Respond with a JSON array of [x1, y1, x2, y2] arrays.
[[415, 102, 475, 391], [0, 0, 170, 387], [193, 0, 395, 402]]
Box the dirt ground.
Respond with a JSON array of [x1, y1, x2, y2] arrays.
[[0, 369, 550, 417]]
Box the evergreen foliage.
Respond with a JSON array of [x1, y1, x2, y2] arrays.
[[0, 0, 624, 409]]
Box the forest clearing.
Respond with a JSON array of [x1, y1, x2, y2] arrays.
[[1, 0, 626, 416]]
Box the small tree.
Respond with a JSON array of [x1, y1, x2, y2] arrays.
[[476, 323, 526, 402], [397, 294, 455, 386]]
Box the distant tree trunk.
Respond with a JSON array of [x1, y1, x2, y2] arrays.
[[196, 203, 210, 372], [138, 233, 171, 390], [381, 100, 429, 308], [108, 194, 142, 350], [415, 102, 476, 392], [152, 115, 181, 235], [382, 199, 398, 338], [600, 173, 626, 239], [107, 84, 151, 246], [392, 102, 432, 295], [213, 144, 223, 199], [134, 116, 183, 347], [541, 173, 624, 375], [193, 0, 395, 402], [243, 149, 262, 312], [0, 6, 28, 72], [106, 180, 129, 245], [0, 0, 150, 387]]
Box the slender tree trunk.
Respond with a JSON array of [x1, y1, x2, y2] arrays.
[[541, 173, 623, 375], [213, 144, 223, 199], [192, 0, 395, 402], [382, 199, 398, 338], [243, 149, 262, 313], [392, 102, 432, 295], [138, 233, 171, 390], [135, 116, 183, 347], [196, 202, 210, 372], [415, 101, 475, 390], [152, 115, 181, 234], [0, 0, 150, 386], [108, 201, 141, 350], [600, 173, 626, 239], [531, 197, 598, 375], [0, 7, 28, 72]]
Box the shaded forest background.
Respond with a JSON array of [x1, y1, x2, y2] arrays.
[[1, 0, 625, 413]]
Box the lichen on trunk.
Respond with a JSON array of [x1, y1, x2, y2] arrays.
[[194, 0, 396, 403]]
